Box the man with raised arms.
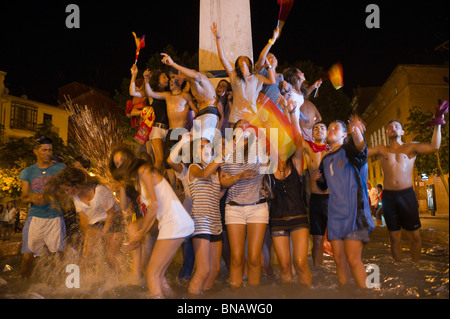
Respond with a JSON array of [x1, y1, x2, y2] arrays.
[[368, 105, 445, 262], [161, 53, 220, 143]]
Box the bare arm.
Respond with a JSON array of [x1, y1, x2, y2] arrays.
[[102, 206, 117, 236], [143, 69, 167, 100], [168, 133, 191, 173], [137, 167, 158, 236], [118, 185, 130, 211], [126, 166, 158, 251], [278, 93, 302, 135], [255, 27, 280, 72], [190, 160, 222, 180], [303, 80, 322, 99], [219, 170, 257, 189], [21, 180, 46, 206], [368, 145, 382, 157], [262, 60, 276, 85], [211, 22, 234, 75], [409, 123, 442, 155], [77, 210, 89, 230], [129, 64, 144, 97], [161, 53, 202, 82], [348, 114, 366, 152]]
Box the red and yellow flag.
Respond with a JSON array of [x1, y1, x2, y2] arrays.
[[132, 32, 146, 63], [328, 62, 344, 90], [249, 93, 300, 162]]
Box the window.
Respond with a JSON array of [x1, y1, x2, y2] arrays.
[[43, 113, 53, 126], [10, 102, 38, 131]]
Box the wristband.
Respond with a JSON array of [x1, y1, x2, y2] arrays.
[[268, 39, 275, 45]]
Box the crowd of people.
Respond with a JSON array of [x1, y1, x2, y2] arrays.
[[0, 201, 25, 240], [15, 23, 446, 299]]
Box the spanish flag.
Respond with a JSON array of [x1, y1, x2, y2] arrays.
[[250, 93, 300, 162], [132, 32, 146, 64]]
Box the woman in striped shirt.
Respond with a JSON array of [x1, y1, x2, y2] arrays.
[[187, 137, 225, 295]]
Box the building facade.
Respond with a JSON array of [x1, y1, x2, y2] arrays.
[[1, 70, 69, 144]]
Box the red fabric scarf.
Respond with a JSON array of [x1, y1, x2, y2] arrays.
[[306, 140, 329, 153]]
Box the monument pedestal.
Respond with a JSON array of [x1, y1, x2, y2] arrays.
[[199, 0, 253, 87]]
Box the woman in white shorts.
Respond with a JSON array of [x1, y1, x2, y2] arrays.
[[219, 120, 269, 289], [109, 146, 194, 298]]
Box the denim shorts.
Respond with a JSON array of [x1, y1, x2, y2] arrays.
[[271, 225, 309, 237]]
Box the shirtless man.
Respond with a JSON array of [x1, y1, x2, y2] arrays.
[[143, 67, 198, 187], [144, 68, 197, 130], [368, 115, 443, 262], [302, 122, 331, 268], [161, 53, 219, 143]]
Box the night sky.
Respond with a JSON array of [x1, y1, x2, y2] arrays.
[[0, 0, 448, 105]]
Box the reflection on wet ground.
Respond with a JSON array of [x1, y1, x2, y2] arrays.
[[1, 233, 448, 299]]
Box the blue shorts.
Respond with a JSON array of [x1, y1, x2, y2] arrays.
[[271, 225, 308, 237]]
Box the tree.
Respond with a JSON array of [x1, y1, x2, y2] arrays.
[[404, 104, 449, 196], [0, 122, 69, 169], [0, 122, 70, 201]]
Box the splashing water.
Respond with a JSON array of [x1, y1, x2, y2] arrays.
[[0, 234, 448, 299], [61, 95, 123, 185]]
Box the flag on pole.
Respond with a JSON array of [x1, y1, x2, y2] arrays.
[[277, 0, 295, 30], [132, 32, 146, 64], [314, 62, 344, 98]]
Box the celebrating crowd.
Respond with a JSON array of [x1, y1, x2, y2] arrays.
[[16, 23, 445, 299]]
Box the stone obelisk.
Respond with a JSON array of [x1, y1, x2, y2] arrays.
[[199, 0, 253, 84]]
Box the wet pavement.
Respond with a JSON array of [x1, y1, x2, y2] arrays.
[[0, 214, 448, 300]]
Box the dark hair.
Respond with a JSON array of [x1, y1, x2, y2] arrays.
[[387, 119, 403, 129], [217, 79, 232, 120], [189, 138, 214, 165], [313, 122, 327, 130], [331, 120, 348, 133], [150, 69, 169, 92], [232, 119, 246, 130], [234, 56, 254, 81], [329, 120, 348, 144], [55, 166, 101, 189], [108, 146, 155, 183], [45, 166, 101, 212], [34, 136, 53, 149], [283, 67, 303, 91]]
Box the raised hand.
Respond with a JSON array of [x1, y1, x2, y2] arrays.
[[161, 53, 174, 66]]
